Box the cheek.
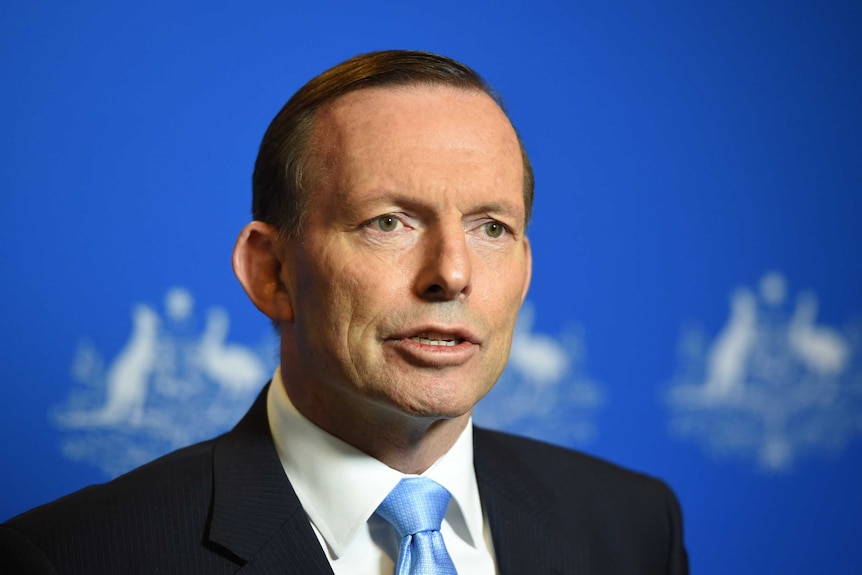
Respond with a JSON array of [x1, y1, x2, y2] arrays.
[[313, 249, 408, 335], [484, 258, 529, 310], [478, 262, 528, 360], [293, 251, 354, 336], [343, 244, 415, 297]]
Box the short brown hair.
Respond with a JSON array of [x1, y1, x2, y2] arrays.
[[252, 50, 534, 237]]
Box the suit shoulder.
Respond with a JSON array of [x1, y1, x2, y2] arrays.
[[474, 426, 673, 496], [474, 427, 688, 573], [0, 435, 251, 574], [3, 436, 220, 538]]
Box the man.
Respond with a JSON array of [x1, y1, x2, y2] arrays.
[[1, 50, 688, 574]]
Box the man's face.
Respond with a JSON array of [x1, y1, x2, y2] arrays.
[[279, 85, 531, 430]]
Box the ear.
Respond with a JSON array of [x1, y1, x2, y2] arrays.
[[520, 235, 532, 304], [232, 221, 295, 323]]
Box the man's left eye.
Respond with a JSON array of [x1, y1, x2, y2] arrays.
[[372, 215, 401, 232], [482, 221, 507, 238]]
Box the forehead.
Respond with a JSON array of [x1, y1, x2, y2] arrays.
[[317, 84, 515, 138], [307, 85, 523, 190]]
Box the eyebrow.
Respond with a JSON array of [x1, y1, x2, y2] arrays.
[[470, 200, 523, 218], [335, 198, 527, 238], [343, 191, 524, 220]]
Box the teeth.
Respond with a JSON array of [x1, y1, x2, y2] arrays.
[[410, 336, 459, 347]]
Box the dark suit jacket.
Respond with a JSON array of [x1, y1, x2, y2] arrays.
[[1, 386, 688, 574]]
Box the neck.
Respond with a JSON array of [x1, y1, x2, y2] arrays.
[[357, 412, 471, 474], [280, 373, 470, 475]]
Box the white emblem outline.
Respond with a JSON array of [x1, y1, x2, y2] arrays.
[[53, 287, 276, 477], [474, 301, 605, 445], [665, 272, 862, 472]]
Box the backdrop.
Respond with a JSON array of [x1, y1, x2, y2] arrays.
[[2, 2, 861, 573]]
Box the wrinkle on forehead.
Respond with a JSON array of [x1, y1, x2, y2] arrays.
[[304, 85, 524, 214], [330, 85, 517, 152]]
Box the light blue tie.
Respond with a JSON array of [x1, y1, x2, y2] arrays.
[[376, 478, 458, 575]]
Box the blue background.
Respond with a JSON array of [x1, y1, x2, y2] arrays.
[[2, 2, 861, 573]]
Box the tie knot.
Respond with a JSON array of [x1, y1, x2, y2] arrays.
[[376, 478, 452, 538]]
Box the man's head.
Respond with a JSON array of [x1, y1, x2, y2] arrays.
[[251, 50, 534, 238], [233, 51, 533, 465]]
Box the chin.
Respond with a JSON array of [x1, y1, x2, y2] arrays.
[[393, 386, 483, 421]]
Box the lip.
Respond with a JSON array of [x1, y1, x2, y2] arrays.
[[388, 323, 480, 345], [385, 324, 480, 367]]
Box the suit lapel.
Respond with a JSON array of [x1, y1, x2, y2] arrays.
[[474, 428, 592, 575], [207, 384, 334, 575], [204, 388, 594, 574]]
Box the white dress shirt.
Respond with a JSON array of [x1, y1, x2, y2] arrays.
[[266, 367, 497, 574]]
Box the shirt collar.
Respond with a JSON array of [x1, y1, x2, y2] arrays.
[[266, 367, 484, 558]]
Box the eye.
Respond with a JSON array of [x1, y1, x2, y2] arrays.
[[371, 214, 401, 232], [482, 221, 507, 238]]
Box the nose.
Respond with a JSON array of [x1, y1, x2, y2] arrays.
[[416, 222, 472, 301]]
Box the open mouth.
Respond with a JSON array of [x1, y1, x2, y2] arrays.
[[390, 327, 478, 366], [409, 335, 463, 347]]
